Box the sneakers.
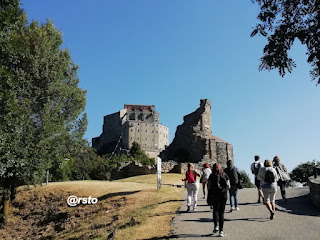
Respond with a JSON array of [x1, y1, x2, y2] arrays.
[[193, 207, 197, 212], [213, 227, 219, 233], [219, 231, 226, 237], [270, 211, 275, 220], [187, 206, 190, 212], [230, 206, 239, 212]]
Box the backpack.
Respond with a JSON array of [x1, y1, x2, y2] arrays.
[[186, 170, 195, 183], [264, 169, 275, 183], [202, 168, 211, 181], [253, 162, 261, 176]]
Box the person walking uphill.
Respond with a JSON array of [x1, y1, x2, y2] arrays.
[[224, 160, 241, 212], [257, 160, 279, 220], [273, 156, 290, 203], [207, 163, 230, 237], [200, 163, 212, 199], [182, 163, 200, 212], [251, 155, 264, 203]]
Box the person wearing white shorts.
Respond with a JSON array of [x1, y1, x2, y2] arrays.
[[257, 160, 279, 220]]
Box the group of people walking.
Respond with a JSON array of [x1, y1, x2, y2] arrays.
[[182, 155, 290, 237], [251, 155, 291, 220]]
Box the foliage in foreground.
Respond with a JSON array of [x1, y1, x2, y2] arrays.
[[251, 0, 320, 84], [0, 0, 86, 193]]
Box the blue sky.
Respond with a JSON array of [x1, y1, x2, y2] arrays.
[[21, 0, 320, 174]]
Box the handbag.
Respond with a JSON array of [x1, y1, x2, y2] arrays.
[[276, 166, 291, 181]]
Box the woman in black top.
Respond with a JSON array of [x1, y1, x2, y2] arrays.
[[207, 163, 230, 237]]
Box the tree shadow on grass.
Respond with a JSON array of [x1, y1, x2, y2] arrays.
[[276, 193, 320, 217], [97, 190, 141, 201], [142, 199, 184, 210]]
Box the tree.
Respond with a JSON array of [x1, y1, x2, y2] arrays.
[[239, 170, 255, 188], [290, 160, 319, 185], [0, 0, 86, 224], [129, 142, 155, 166], [251, 0, 320, 84]]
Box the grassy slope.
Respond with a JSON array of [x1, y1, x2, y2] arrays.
[[0, 174, 184, 240]]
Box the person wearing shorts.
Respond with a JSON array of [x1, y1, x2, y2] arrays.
[[257, 159, 279, 220]]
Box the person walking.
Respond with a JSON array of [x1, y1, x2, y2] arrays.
[[251, 155, 264, 203], [182, 163, 200, 212], [224, 160, 241, 212], [273, 156, 290, 203], [200, 163, 212, 199], [207, 163, 230, 237], [257, 159, 279, 220]]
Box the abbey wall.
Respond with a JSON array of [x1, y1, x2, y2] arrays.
[[92, 104, 169, 158]]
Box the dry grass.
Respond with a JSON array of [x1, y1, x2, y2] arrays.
[[0, 174, 184, 240]]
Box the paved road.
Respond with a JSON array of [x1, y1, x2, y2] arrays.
[[170, 187, 320, 239]]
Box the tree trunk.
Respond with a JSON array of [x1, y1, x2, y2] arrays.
[[1, 189, 10, 225]]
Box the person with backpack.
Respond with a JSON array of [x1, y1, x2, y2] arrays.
[[224, 160, 241, 212], [257, 159, 279, 220], [207, 163, 230, 237], [250, 155, 264, 203], [182, 163, 200, 212], [273, 156, 290, 203], [200, 163, 212, 199]]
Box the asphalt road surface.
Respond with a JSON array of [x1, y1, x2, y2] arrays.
[[170, 187, 320, 240]]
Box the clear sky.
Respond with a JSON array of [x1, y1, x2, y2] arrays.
[[21, 0, 320, 175]]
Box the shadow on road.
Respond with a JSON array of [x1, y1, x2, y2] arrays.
[[184, 217, 212, 222], [169, 233, 214, 239], [141, 233, 214, 239], [276, 193, 320, 217], [238, 202, 263, 206], [225, 217, 269, 223]]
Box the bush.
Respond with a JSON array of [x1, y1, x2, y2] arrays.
[[239, 170, 254, 188], [129, 142, 155, 166], [290, 160, 319, 186]]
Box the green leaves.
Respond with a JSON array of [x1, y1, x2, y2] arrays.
[[252, 0, 320, 84], [290, 160, 319, 185], [0, 0, 87, 187]]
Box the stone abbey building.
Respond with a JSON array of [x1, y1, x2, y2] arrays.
[[92, 104, 169, 158]]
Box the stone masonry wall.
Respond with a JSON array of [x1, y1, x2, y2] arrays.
[[160, 99, 233, 167], [308, 176, 320, 208]]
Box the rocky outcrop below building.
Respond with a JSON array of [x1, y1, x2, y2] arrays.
[[160, 99, 233, 167]]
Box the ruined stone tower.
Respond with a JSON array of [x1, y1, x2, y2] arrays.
[[160, 99, 233, 167]]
